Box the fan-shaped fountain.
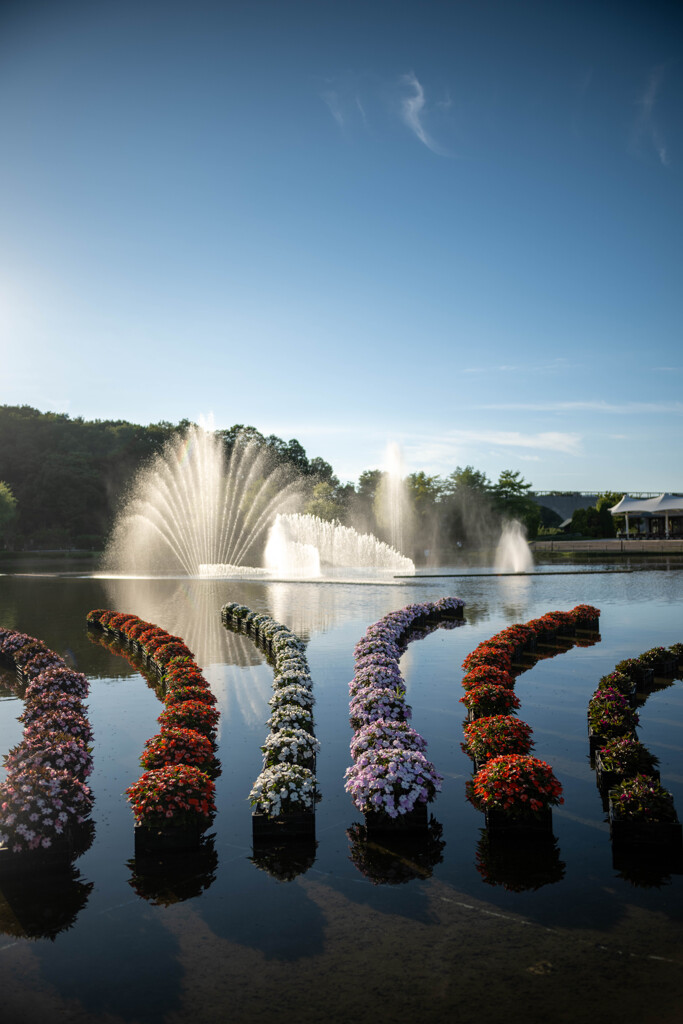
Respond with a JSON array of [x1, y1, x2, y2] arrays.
[[103, 424, 415, 578], [264, 513, 415, 577], [103, 424, 303, 575]]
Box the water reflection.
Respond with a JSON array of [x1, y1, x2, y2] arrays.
[[474, 830, 565, 891], [128, 835, 219, 905], [346, 819, 446, 885], [612, 844, 683, 888], [250, 838, 318, 881], [0, 864, 94, 939]]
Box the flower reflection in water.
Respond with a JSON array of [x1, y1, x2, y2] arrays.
[[249, 839, 318, 882], [475, 831, 565, 892], [128, 835, 218, 906], [347, 818, 445, 885]]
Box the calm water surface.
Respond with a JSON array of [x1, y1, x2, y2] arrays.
[[1, 564, 682, 1024]]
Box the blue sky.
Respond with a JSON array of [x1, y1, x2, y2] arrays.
[[1, 0, 681, 491]]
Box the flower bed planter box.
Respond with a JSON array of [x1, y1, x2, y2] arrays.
[[575, 616, 600, 633], [252, 810, 316, 840], [440, 607, 464, 620], [588, 722, 637, 755], [134, 823, 207, 854], [651, 658, 678, 677], [484, 806, 553, 836], [364, 801, 429, 834], [632, 666, 655, 688], [608, 799, 683, 850], [594, 753, 659, 797], [0, 835, 76, 876]]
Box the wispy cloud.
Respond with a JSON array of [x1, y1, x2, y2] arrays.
[[632, 66, 670, 167], [322, 89, 344, 128], [405, 430, 582, 461], [478, 400, 683, 414], [400, 72, 444, 154], [463, 359, 570, 375]]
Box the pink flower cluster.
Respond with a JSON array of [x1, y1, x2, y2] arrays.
[[0, 626, 94, 853], [344, 598, 464, 818]]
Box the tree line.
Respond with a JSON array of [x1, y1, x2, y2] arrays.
[[0, 405, 541, 557]]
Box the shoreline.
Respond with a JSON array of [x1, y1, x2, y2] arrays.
[[531, 538, 683, 554]]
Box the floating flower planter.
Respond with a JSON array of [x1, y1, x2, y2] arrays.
[[0, 629, 95, 864], [588, 721, 637, 755], [134, 822, 207, 855], [484, 805, 554, 836], [608, 777, 683, 850], [252, 810, 316, 840], [595, 755, 659, 800], [608, 802, 683, 849], [364, 801, 429, 834], [466, 755, 564, 832], [0, 833, 76, 875]]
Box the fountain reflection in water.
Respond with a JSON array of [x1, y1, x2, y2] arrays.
[[494, 520, 534, 573], [263, 513, 415, 577]]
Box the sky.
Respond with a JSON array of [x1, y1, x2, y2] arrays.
[[1, 0, 682, 492]]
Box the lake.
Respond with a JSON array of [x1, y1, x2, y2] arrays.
[[1, 562, 682, 1023]]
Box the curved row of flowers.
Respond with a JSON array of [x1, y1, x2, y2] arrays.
[[86, 610, 218, 838], [462, 605, 601, 824], [221, 603, 319, 823], [0, 626, 95, 855], [344, 596, 465, 824], [588, 642, 683, 838]]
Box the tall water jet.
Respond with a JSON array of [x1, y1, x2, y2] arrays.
[[264, 513, 415, 576], [103, 424, 303, 575], [375, 442, 413, 555], [494, 520, 534, 573]]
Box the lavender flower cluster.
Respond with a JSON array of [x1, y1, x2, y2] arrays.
[[0, 627, 94, 854], [344, 598, 464, 818], [222, 604, 319, 817]]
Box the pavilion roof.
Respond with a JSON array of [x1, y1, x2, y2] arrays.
[[609, 493, 683, 516]]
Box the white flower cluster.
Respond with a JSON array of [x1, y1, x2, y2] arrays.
[[222, 604, 319, 817], [248, 764, 318, 817]]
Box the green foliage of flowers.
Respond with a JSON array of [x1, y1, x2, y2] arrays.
[[596, 670, 635, 696], [587, 687, 639, 735], [597, 737, 659, 777], [609, 775, 678, 823]]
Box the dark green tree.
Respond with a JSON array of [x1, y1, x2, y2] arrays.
[[491, 470, 541, 539]]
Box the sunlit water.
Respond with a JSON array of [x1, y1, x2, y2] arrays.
[[1, 560, 683, 1023]]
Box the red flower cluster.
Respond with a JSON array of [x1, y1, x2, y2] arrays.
[[466, 755, 564, 815], [462, 715, 534, 762], [125, 764, 216, 828], [459, 606, 595, 824], [87, 609, 220, 829]]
